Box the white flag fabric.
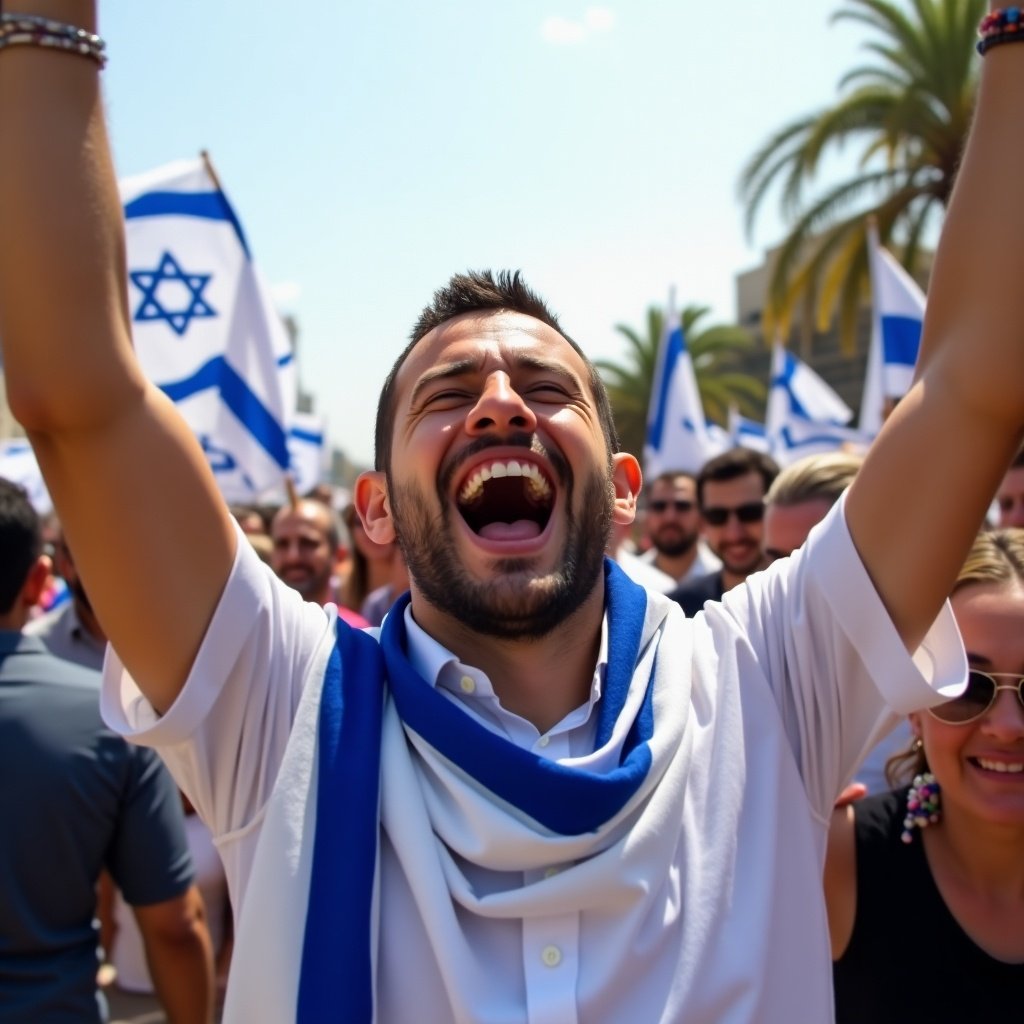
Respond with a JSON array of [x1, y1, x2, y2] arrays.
[[120, 158, 296, 502], [644, 301, 722, 477], [288, 412, 329, 496], [0, 438, 52, 513], [861, 226, 926, 435]]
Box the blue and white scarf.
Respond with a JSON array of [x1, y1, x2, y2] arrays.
[[296, 560, 688, 1022]]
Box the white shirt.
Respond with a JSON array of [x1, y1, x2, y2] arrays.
[[101, 502, 964, 1023]]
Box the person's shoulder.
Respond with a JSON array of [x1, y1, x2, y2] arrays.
[[2, 632, 99, 690], [668, 570, 722, 602], [852, 788, 907, 847]]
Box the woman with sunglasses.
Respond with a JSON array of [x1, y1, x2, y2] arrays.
[[826, 529, 1024, 1021]]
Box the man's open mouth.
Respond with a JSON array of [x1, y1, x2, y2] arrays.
[[455, 458, 555, 540]]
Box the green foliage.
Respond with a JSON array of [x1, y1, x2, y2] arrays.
[[596, 305, 764, 460], [738, 0, 982, 349]]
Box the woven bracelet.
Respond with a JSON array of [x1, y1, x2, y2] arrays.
[[0, 12, 106, 66], [978, 6, 1024, 55]]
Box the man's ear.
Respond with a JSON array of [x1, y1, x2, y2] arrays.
[[611, 453, 643, 526], [355, 471, 396, 545], [20, 555, 52, 611]]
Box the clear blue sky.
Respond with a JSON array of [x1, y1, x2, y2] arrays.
[[101, 2, 869, 467]]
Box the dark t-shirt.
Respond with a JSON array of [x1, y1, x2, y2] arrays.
[[0, 632, 193, 1024], [668, 570, 726, 618], [833, 789, 1024, 1023]]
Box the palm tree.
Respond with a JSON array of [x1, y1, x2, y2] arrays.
[[596, 305, 764, 459], [738, 0, 982, 349]]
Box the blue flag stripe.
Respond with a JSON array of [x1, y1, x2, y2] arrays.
[[160, 355, 290, 468], [646, 327, 684, 452], [298, 626, 385, 1023], [880, 314, 921, 368], [124, 190, 251, 259]]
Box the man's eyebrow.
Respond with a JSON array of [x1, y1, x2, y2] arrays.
[[408, 352, 585, 407], [409, 359, 480, 407]]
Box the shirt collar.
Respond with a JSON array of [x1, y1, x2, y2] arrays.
[[401, 603, 608, 714]]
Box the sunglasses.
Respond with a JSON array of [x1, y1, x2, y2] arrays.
[[928, 670, 1024, 725], [648, 499, 694, 514], [702, 502, 764, 527]]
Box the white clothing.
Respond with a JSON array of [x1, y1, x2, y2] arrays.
[[620, 539, 721, 593], [101, 502, 965, 1024]]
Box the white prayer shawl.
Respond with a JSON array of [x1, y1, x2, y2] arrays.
[[102, 503, 966, 1023]]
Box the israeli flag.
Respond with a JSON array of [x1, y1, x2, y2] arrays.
[[861, 225, 926, 435], [644, 293, 722, 477], [287, 412, 329, 496], [120, 157, 296, 501], [766, 345, 865, 465]]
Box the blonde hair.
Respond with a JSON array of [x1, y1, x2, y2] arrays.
[[885, 527, 1024, 786], [764, 451, 862, 508]]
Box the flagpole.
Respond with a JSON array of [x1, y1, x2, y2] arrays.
[[199, 149, 225, 194]]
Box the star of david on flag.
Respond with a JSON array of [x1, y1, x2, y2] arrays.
[[129, 251, 217, 336], [120, 156, 297, 501]]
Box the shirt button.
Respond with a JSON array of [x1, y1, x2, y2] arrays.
[[537, 735, 550, 748], [541, 945, 562, 968], [459, 675, 475, 694]]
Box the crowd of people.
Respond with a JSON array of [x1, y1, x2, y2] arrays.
[[2, 2, 1024, 1022]]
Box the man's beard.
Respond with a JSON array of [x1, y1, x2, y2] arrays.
[[387, 448, 614, 641], [654, 529, 697, 559]]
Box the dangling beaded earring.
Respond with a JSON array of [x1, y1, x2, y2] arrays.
[[901, 741, 941, 843]]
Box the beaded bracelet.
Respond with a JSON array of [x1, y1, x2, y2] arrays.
[[0, 12, 106, 66], [978, 6, 1024, 55]]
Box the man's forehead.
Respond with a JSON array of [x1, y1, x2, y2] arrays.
[[704, 471, 766, 499], [397, 311, 583, 387]]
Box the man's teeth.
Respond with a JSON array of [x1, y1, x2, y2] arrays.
[[458, 460, 552, 505], [977, 758, 1024, 773]]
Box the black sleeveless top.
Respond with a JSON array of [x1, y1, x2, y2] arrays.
[[833, 789, 1024, 1022]]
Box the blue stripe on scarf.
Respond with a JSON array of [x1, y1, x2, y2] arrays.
[[297, 622, 385, 1023], [380, 559, 655, 835]]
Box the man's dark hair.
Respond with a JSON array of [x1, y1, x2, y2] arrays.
[[373, 270, 620, 472], [644, 470, 696, 499], [0, 478, 41, 614], [696, 448, 780, 509]]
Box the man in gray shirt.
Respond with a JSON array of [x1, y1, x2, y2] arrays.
[[0, 480, 215, 1024]]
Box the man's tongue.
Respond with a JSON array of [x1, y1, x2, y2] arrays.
[[478, 519, 542, 541]]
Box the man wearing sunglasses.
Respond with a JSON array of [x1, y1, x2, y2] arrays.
[[623, 471, 720, 593], [669, 448, 779, 617]]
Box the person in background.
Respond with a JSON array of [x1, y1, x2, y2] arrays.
[[669, 447, 779, 616], [826, 529, 1024, 1021], [762, 452, 863, 563], [762, 452, 907, 793], [270, 498, 369, 627], [0, 481, 214, 1024], [995, 445, 1024, 528], [620, 470, 720, 593]]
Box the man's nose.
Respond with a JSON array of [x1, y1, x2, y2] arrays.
[[465, 372, 537, 436]]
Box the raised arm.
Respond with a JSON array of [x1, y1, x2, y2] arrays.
[[0, 1, 235, 712], [846, 12, 1024, 649]]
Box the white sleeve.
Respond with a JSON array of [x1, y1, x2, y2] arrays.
[[702, 492, 966, 816], [100, 525, 338, 839]]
